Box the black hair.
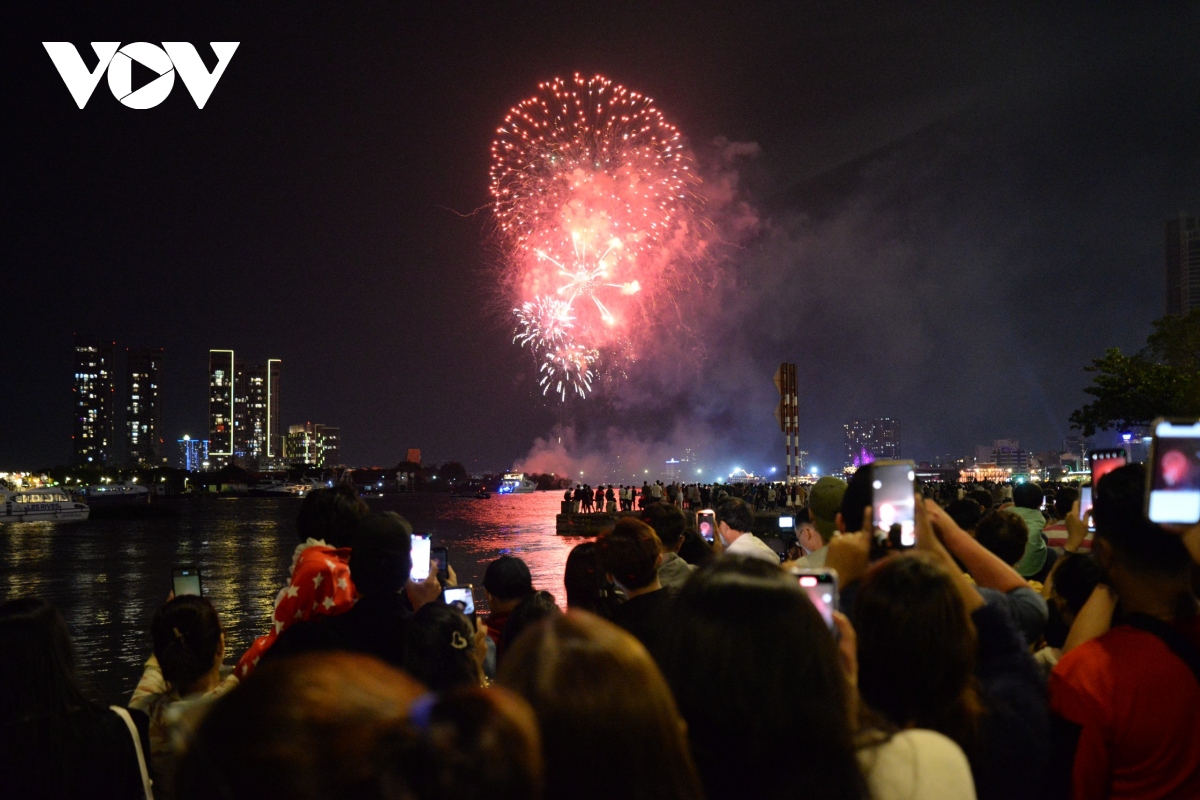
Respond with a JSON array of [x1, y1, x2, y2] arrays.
[[840, 466, 874, 533], [152, 595, 223, 692], [1093, 464, 1190, 574], [656, 557, 868, 800], [974, 511, 1029, 567], [597, 518, 662, 590], [1052, 555, 1103, 615], [676, 529, 715, 567], [563, 542, 618, 617], [945, 499, 985, 532], [967, 489, 993, 510], [295, 483, 369, 548], [714, 498, 754, 535], [349, 512, 413, 596], [1012, 481, 1044, 510], [502, 591, 561, 655], [403, 603, 479, 692], [640, 502, 688, 550], [1054, 486, 1079, 520]]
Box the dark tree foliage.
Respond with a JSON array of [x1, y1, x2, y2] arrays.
[[1071, 310, 1200, 436]]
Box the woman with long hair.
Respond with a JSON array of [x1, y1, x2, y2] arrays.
[[498, 611, 703, 800], [0, 597, 152, 800], [656, 556, 976, 800]]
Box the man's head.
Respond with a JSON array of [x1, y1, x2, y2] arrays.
[[1044, 554, 1103, 648], [945, 498, 985, 533], [967, 489, 993, 511], [597, 518, 663, 592], [838, 466, 873, 533], [295, 484, 369, 548], [348, 512, 413, 597], [1093, 464, 1192, 581], [640, 502, 687, 552], [483, 556, 535, 611], [1054, 486, 1080, 521], [974, 510, 1029, 567], [807, 477, 847, 548], [1012, 481, 1044, 511], [714, 498, 754, 545]]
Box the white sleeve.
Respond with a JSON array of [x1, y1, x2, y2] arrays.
[[859, 728, 976, 800]]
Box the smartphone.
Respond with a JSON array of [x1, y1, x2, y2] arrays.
[[172, 566, 202, 597], [432, 546, 449, 581], [1146, 418, 1200, 524], [1088, 448, 1127, 487], [697, 510, 716, 544], [796, 569, 838, 633], [1079, 485, 1095, 532], [410, 535, 432, 581], [444, 585, 476, 625], [778, 515, 795, 531], [871, 460, 917, 548]]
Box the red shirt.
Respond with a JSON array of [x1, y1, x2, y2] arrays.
[[1048, 615, 1200, 800], [1045, 521, 1093, 553]]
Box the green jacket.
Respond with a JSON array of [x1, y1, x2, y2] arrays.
[[1008, 505, 1047, 578]]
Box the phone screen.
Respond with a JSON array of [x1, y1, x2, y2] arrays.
[[697, 510, 716, 543], [797, 570, 838, 632], [432, 547, 448, 575], [172, 567, 202, 597], [444, 586, 475, 619], [778, 515, 795, 530], [1089, 449, 1127, 486], [1147, 420, 1200, 524], [872, 461, 917, 547], [1079, 486, 1095, 532], [410, 535, 432, 581]]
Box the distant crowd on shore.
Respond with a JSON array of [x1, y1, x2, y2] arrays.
[[4, 464, 1200, 800], [564, 479, 806, 512]]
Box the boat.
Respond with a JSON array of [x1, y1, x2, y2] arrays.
[[74, 481, 150, 506], [497, 472, 537, 494], [1, 487, 90, 522], [250, 480, 323, 497]]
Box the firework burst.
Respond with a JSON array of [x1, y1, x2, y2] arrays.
[[491, 73, 699, 400]]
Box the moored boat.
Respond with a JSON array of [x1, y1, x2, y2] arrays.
[[1, 487, 90, 522], [497, 472, 537, 494]]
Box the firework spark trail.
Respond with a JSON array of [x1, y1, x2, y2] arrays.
[[491, 73, 699, 400]]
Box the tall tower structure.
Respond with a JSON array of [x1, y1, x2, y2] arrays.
[[125, 347, 164, 465], [1166, 212, 1200, 315], [843, 418, 901, 468], [209, 350, 281, 467], [72, 336, 116, 466], [208, 350, 236, 465]]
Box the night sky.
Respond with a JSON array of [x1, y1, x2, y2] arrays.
[[3, 3, 1199, 476]]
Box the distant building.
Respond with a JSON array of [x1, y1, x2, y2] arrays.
[[178, 436, 209, 472], [978, 438, 1030, 473], [665, 458, 681, 481], [406, 448, 421, 465], [125, 347, 164, 465], [1166, 212, 1200, 315], [207, 350, 281, 468], [72, 336, 116, 466], [284, 423, 340, 468], [843, 418, 900, 467]]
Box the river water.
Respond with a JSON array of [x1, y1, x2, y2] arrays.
[[0, 491, 573, 702]]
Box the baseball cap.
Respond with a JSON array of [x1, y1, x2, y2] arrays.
[[483, 555, 534, 600], [808, 477, 848, 541]]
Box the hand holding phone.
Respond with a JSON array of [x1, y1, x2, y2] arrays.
[[1079, 486, 1095, 532], [432, 546, 449, 581], [444, 585, 476, 625], [1088, 448, 1127, 487], [796, 569, 838, 634], [1147, 419, 1200, 524], [697, 510, 716, 544]]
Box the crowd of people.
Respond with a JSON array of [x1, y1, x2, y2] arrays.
[[3, 466, 1200, 800], [565, 479, 808, 513]]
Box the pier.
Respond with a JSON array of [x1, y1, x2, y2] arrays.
[[555, 504, 794, 537]]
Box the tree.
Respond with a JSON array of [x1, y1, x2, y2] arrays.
[[1070, 309, 1200, 437]]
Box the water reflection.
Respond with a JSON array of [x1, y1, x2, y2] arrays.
[[0, 492, 582, 701]]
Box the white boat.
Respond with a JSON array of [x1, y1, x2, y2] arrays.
[[1, 487, 90, 522], [498, 472, 537, 494], [251, 479, 323, 497]]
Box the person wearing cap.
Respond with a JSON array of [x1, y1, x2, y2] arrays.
[[483, 555, 536, 658], [793, 476, 847, 570]]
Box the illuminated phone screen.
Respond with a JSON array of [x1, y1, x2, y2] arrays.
[[410, 535, 432, 581]]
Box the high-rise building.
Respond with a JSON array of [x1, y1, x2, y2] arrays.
[[284, 423, 340, 467], [72, 336, 116, 466], [843, 418, 900, 467], [178, 436, 210, 471], [1166, 213, 1200, 315], [125, 347, 164, 465], [208, 350, 236, 464], [208, 350, 281, 468]]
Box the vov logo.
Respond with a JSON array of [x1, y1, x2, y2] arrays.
[[42, 42, 239, 109]]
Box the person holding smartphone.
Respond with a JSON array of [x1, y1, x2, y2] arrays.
[[712, 498, 778, 563]]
